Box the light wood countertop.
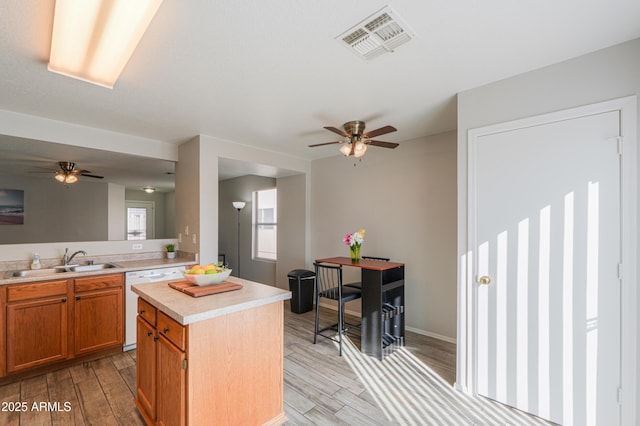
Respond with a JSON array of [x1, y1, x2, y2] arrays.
[[131, 276, 291, 325]]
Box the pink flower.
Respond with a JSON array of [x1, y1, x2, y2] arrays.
[[343, 233, 353, 246]]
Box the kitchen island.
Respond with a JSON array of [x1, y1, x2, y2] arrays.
[[132, 276, 291, 426]]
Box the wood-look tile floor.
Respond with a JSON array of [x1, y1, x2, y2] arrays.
[[0, 302, 554, 425]]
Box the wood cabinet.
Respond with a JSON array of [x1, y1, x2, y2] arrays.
[[1, 273, 124, 380], [136, 316, 157, 421], [135, 301, 186, 426], [156, 334, 186, 426], [5, 280, 70, 373], [134, 294, 286, 425], [74, 274, 124, 355]]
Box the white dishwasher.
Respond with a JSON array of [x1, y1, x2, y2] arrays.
[[124, 266, 186, 350]]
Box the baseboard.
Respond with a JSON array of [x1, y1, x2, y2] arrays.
[[405, 326, 456, 344], [318, 302, 457, 345], [318, 302, 360, 318]]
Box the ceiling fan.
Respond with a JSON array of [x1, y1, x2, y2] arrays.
[[308, 120, 398, 158], [44, 161, 104, 184]]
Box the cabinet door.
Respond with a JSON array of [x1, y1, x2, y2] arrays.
[[157, 335, 186, 426], [136, 316, 157, 421], [6, 296, 69, 373], [74, 287, 124, 355]]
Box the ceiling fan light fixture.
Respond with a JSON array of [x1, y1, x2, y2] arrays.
[[353, 140, 367, 158], [64, 173, 78, 184], [340, 143, 353, 156], [55, 172, 66, 182], [48, 0, 163, 88], [143, 187, 156, 193]]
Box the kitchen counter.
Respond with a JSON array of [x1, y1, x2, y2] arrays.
[[133, 275, 290, 425], [0, 258, 194, 285], [131, 276, 291, 325]]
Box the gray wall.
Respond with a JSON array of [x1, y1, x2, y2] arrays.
[[219, 175, 277, 284], [0, 173, 108, 244], [310, 131, 458, 340], [457, 37, 639, 418], [276, 174, 307, 290]]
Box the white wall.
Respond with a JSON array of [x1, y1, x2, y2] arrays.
[[176, 137, 206, 260], [310, 132, 458, 340], [0, 109, 177, 161], [457, 37, 639, 421]]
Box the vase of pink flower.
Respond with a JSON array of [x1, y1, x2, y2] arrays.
[[343, 229, 365, 262]]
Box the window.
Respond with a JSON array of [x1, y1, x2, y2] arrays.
[[252, 188, 277, 260]]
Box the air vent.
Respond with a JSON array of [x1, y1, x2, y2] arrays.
[[337, 6, 415, 60]]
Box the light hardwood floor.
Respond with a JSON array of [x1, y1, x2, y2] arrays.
[[0, 301, 554, 425]]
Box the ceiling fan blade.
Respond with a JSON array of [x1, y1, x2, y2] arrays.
[[29, 168, 57, 173], [367, 140, 399, 149], [363, 125, 397, 139], [308, 141, 341, 147], [80, 173, 104, 179], [324, 126, 349, 137]]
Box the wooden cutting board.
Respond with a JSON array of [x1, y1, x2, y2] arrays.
[[168, 280, 243, 297]]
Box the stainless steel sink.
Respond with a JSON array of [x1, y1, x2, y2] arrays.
[[5, 268, 67, 278], [68, 263, 118, 272], [4, 263, 119, 278]]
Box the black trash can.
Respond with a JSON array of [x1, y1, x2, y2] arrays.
[[288, 269, 315, 314]]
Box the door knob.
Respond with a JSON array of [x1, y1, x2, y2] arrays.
[[478, 276, 492, 285]]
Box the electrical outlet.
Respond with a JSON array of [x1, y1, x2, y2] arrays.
[[132, 244, 143, 250], [192, 234, 197, 244]]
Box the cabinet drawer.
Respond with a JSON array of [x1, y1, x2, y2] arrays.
[[138, 298, 157, 326], [7, 280, 68, 302], [157, 311, 185, 351], [75, 273, 123, 293]]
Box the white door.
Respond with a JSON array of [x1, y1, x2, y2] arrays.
[[472, 110, 621, 425]]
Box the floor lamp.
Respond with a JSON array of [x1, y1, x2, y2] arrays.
[[232, 201, 246, 277]]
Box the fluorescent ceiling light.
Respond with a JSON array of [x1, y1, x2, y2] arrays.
[[48, 0, 163, 88]]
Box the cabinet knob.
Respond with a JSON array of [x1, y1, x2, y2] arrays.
[[76, 296, 81, 300], [163, 327, 169, 334], [61, 298, 67, 303], [153, 336, 159, 342], [147, 331, 153, 337], [139, 310, 145, 314]]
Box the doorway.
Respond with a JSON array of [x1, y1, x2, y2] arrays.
[[126, 200, 155, 240]]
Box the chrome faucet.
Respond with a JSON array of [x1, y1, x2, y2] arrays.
[[63, 248, 87, 265]]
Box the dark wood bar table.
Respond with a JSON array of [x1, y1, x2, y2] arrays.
[[315, 256, 405, 360]]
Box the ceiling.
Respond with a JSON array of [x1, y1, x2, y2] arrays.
[[1, 1, 639, 184]]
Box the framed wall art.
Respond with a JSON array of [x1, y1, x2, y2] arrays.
[[0, 189, 24, 225]]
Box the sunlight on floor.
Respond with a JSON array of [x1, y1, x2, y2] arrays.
[[339, 338, 553, 426]]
